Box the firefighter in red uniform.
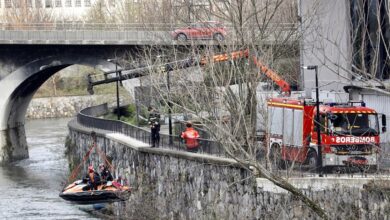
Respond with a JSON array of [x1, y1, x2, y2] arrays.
[[181, 122, 200, 152]]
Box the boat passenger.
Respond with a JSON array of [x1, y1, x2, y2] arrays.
[[83, 165, 101, 191], [112, 176, 124, 189], [99, 163, 113, 183]]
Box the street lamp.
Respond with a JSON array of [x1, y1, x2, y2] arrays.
[[157, 55, 173, 144], [167, 70, 173, 144], [107, 59, 121, 121], [303, 65, 323, 177]]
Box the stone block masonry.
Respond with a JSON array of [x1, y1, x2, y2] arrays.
[[67, 121, 390, 219], [26, 95, 124, 119]]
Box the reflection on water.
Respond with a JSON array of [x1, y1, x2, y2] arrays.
[[0, 118, 99, 220]]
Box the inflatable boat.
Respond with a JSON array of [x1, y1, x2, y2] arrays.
[[59, 180, 131, 205]]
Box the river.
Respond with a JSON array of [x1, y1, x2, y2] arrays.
[[0, 118, 99, 220]]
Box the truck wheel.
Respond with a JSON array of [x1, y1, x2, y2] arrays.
[[360, 165, 378, 173], [306, 149, 318, 171], [370, 165, 378, 173], [322, 166, 333, 173], [359, 165, 370, 173]]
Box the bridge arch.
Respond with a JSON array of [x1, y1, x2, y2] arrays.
[[0, 53, 120, 163]]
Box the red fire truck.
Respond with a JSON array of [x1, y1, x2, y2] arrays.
[[267, 97, 385, 171]]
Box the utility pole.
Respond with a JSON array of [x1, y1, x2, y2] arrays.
[[107, 59, 121, 120], [304, 65, 323, 177], [167, 71, 173, 144]]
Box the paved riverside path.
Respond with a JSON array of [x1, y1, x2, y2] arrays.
[[69, 118, 238, 163]]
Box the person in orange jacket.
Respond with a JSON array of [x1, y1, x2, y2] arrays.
[[181, 122, 200, 152], [82, 165, 101, 191]]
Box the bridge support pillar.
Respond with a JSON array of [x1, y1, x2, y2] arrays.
[[0, 125, 28, 164]]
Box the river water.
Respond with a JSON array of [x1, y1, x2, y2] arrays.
[[0, 118, 99, 220]]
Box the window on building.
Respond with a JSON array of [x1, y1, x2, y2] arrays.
[[84, 0, 91, 7], [14, 0, 22, 8], [27, 0, 33, 7], [65, 0, 71, 7], [5, 0, 11, 8], [55, 0, 61, 7], [75, 0, 81, 7], [45, 0, 53, 8], [108, 0, 115, 7], [35, 0, 42, 8]]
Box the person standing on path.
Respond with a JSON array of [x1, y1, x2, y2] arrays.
[[181, 122, 200, 152], [148, 106, 161, 148]]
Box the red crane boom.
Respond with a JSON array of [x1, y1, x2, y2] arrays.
[[200, 49, 291, 96], [88, 49, 291, 96], [252, 56, 291, 96]]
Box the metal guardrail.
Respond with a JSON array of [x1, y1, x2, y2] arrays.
[[77, 103, 227, 157], [0, 22, 298, 45], [0, 22, 298, 31], [0, 30, 172, 43], [0, 23, 176, 31]]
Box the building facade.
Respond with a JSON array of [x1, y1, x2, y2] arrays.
[[0, 0, 107, 21]]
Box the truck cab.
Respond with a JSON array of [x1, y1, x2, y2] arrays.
[[267, 98, 385, 172], [312, 102, 381, 169]]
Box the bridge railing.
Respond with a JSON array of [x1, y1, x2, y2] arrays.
[[77, 103, 227, 157], [0, 22, 297, 31], [0, 22, 177, 31], [0, 22, 298, 45]]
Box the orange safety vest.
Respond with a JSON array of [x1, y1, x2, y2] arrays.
[[181, 127, 200, 149]]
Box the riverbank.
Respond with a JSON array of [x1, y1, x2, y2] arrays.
[[26, 95, 130, 119]]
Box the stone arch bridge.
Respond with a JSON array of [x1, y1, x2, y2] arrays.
[[0, 44, 144, 163]]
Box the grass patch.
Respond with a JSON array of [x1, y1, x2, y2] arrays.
[[104, 104, 149, 126], [33, 65, 131, 98], [34, 83, 127, 98]]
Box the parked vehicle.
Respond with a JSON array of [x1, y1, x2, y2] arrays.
[[171, 21, 226, 42], [267, 98, 385, 171]]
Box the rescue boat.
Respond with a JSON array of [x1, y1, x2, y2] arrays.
[[59, 180, 131, 204]]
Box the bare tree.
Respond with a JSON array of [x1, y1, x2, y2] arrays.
[[81, 0, 329, 218], [84, 0, 115, 23], [350, 0, 390, 82], [129, 0, 328, 219], [2, 0, 54, 25], [85, 0, 175, 24], [301, 0, 390, 92]]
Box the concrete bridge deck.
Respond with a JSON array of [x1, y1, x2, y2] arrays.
[[0, 22, 297, 45]]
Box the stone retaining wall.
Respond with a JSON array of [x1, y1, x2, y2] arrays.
[[67, 123, 390, 219], [26, 95, 120, 119]]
